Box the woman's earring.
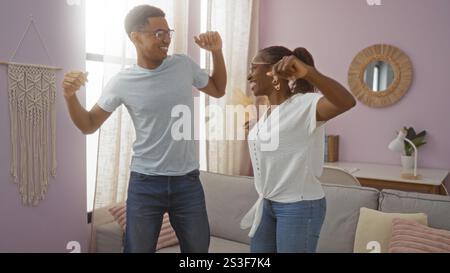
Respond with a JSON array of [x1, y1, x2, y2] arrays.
[[289, 80, 296, 93], [272, 77, 281, 91]]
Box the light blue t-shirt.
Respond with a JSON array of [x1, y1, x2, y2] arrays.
[[97, 54, 209, 176]]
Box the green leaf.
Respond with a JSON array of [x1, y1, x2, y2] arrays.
[[412, 136, 426, 146], [404, 141, 412, 156], [415, 142, 427, 149], [416, 130, 427, 138], [402, 126, 427, 155], [406, 127, 416, 140]]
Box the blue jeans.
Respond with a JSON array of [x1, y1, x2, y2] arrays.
[[251, 197, 326, 253], [124, 169, 210, 253]]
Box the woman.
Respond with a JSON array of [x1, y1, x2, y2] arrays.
[[241, 46, 356, 253]]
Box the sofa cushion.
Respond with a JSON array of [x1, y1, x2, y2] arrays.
[[95, 221, 123, 253], [200, 171, 258, 245], [317, 184, 379, 253], [95, 222, 249, 253], [156, 236, 250, 253], [379, 189, 450, 230], [389, 218, 450, 253], [353, 207, 427, 253]]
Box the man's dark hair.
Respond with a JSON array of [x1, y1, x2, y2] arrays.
[[124, 5, 165, 38]]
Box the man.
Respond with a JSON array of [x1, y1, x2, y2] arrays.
[[63, 5, 226, 253]]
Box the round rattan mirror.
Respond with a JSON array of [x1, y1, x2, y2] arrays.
[[348, 44, 413, 108]]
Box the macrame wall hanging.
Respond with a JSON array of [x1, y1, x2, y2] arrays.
[[0, 15, 61, 206]]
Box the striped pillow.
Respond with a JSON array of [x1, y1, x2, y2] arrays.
[[156, 215, 179, 250], [108, 204, 178, 250], [108, 204, 126, 230], [389, 218, 450, 253]]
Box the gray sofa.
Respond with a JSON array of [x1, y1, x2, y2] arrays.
[[94, 171, 450, 253]]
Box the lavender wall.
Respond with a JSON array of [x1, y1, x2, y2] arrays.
[[260, 0, 450, 186], [0, 0, 87, 252]]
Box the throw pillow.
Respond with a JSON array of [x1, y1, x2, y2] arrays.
[[156, 214, 178, 250], [389, 218, 450, 253], [353, 207, 427, 253], [108, 204, 178, 250], [108, 204, 126, 230]]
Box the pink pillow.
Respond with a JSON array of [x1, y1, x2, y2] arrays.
[[156, 215, 178, 250], [389, 218, 450, 253], [108, 205, 126, 230], [108, 204, 178, 250]]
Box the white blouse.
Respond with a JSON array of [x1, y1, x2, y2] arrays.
[[240, 92, 326, 238]]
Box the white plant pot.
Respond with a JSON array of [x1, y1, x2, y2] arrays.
[[401, 155, 415, 170]]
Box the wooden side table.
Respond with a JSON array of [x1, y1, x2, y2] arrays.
[[324, 162, 449, 195]]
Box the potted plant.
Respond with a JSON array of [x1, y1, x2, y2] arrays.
[[401, 126, 427, 169]]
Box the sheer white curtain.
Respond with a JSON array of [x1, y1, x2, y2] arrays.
[[204, 0, 260, 176], [88, 0, 189, 251]]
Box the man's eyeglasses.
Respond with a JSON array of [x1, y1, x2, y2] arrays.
[[140, 29, 175, 40]]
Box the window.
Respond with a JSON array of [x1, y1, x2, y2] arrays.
[[199, 0, 208, 171], [85, 0, 177, 212]]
